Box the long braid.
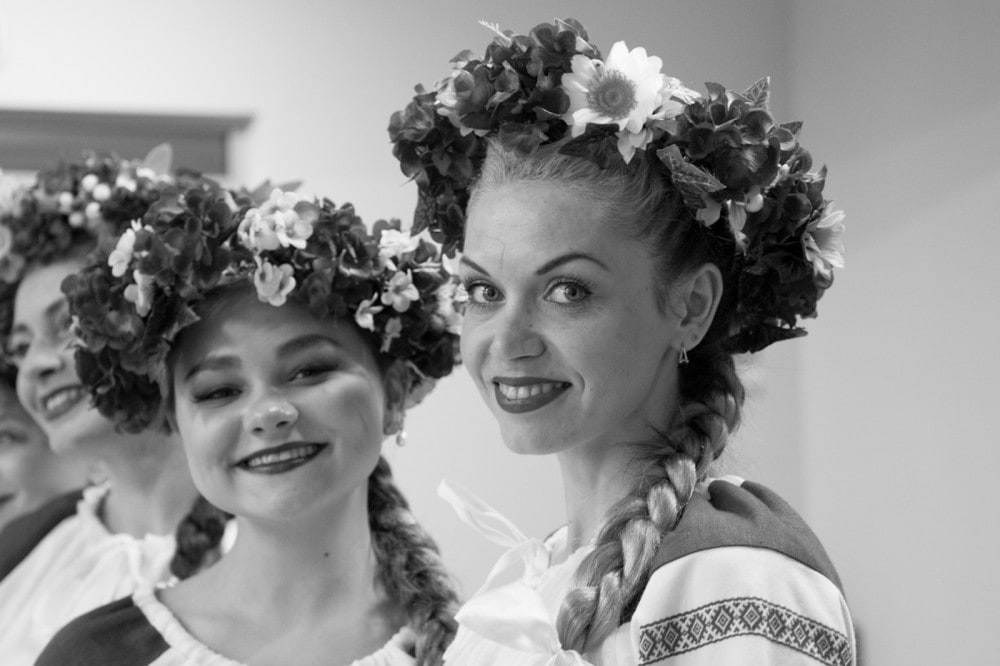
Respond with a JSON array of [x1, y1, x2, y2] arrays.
[[555, 344, 744, 652], [368, 456, 459, 665], [169, 494, 232, 580], [474, 142, 746, 653]]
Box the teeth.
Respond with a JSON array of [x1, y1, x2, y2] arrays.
[[497, 382, 565, 401], [244, 444, 320, 469], [42, 387, 85, 414]]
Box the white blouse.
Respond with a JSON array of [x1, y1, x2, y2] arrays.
[[126, 586, 417, 666], [0, 484, 177, 665], [440, 478, 856, 665]]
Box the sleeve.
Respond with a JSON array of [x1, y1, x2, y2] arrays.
[[628, 546, 856, 666], [35, 595, 171, 666]]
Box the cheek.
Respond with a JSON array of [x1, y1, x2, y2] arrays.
[[0, 447, 40, 490], [459, 315, 492, 382], [311, 380, 386, 443]]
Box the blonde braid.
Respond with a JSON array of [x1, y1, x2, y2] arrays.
[[368, 456, 459, 665], [555, 350, 743, 652]]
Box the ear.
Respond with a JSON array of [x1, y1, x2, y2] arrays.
[[674, 263, 724, 350], [381, 360, 410, 436]]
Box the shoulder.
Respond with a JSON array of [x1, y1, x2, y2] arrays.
[[0, 488, 85, 581], [36, 594, 171, 666], [654, 477, 842, 590], [628, 479, 855, 665]]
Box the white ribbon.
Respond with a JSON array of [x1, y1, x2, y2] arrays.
[[438, 480, 592, 666]]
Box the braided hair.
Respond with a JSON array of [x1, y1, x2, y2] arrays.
[[169, 494, 232, 580], [471, 142, 746, 653], [368, 456, 459, 665]]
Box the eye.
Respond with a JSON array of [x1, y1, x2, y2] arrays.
[[4, 338, 29, 364], [465, 281, 503, 305], [192, 386, 240, 403], [53, 308, 73, 333], [290, 364, 337, 382], [0, 429, 25, 446], [544, 280, 592, 305]]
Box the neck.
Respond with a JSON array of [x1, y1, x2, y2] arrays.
[[557, 367, 681, 549], [202, 485, 383, 619], [556, 440, 642, 550], [99, 431, 198, 538]]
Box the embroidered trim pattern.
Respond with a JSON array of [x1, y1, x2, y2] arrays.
[[638, 596, 852, 665]]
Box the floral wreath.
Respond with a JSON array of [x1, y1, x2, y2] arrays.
[[64, 181, 464, 433], [389, 18, 845, 353], [0, 146, 178, 364]]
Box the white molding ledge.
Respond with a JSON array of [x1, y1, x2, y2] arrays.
[[0, 109, 252, 173]]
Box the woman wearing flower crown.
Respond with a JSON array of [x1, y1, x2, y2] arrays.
[[0, 365, 87, 534], [0, 151, 221, 664], [37, 184, 462, 664], [390, 19, 853, 665]]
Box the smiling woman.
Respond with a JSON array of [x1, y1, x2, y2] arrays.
[[391, 18, 853, 665], [0, 151, 211, 664], [37, 181, 464, 665], [0, 367, 86, 534]]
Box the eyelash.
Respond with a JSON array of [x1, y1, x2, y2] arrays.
[[461, 276, 594, 309], [190, 364, 339, 404]]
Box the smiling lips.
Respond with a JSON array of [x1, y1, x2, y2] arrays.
[[493, 377, 570, 413], [39, 385, 88, 421], [236, 442, 327, 475]]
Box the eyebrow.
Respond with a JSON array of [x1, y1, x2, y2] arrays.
[[10, 298, 69, 337], [276, 334, 341, 357], [183, 356, 241, 382], [460, 252, 610, 277], [183, 335, 342, 382]]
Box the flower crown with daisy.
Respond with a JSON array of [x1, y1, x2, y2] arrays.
[[64, 180, 464, 433], [389, 18, 845, 352], [0, 145, 179, 365]]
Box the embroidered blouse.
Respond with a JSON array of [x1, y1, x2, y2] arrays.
[[440, 476, 856, 665], [36, 586, 418, 666], [0, 484, 177, 665]]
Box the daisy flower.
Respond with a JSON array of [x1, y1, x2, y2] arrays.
[[562, 41, 666, 141], [803, 207, 846, 279]]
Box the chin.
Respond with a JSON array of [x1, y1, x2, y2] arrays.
[[43, 410, 115, 457], [500, 430, 567, 456]]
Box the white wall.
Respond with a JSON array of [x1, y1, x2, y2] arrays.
[[0, 0, 803, 594], [5, 1, 994, 662], [786, 2, 1000, 663]]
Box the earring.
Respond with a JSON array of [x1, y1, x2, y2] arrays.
[[396, 429, 408, 447], [678, 345, 689, 367]]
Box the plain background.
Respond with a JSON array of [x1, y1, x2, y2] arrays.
[[1, 1, 998, 663]]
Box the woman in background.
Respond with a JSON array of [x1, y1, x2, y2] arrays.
[[40, 184, 461, 664], [0, 151, 215, 664], [391, 18, 854, 664], [0, 366, 87, 534]]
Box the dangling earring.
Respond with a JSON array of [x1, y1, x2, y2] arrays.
[[386, 408, 407, 446], [678, 345, 689, 367]]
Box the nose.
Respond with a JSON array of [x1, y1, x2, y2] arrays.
[[20, 337, 67, 385], [244, 398, 299, 437], [491, 300, 545, 360]]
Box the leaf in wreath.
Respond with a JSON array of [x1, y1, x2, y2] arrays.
[[742, 77, 770, 109], [498, 121, 548, 155], [559, 125, 621, 169], [781, 121, 803, 137], [141, 143, 173, 177], [704, 82, 728, 101], [450, 49, 476, 66], [656, 145, 726, 210]]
